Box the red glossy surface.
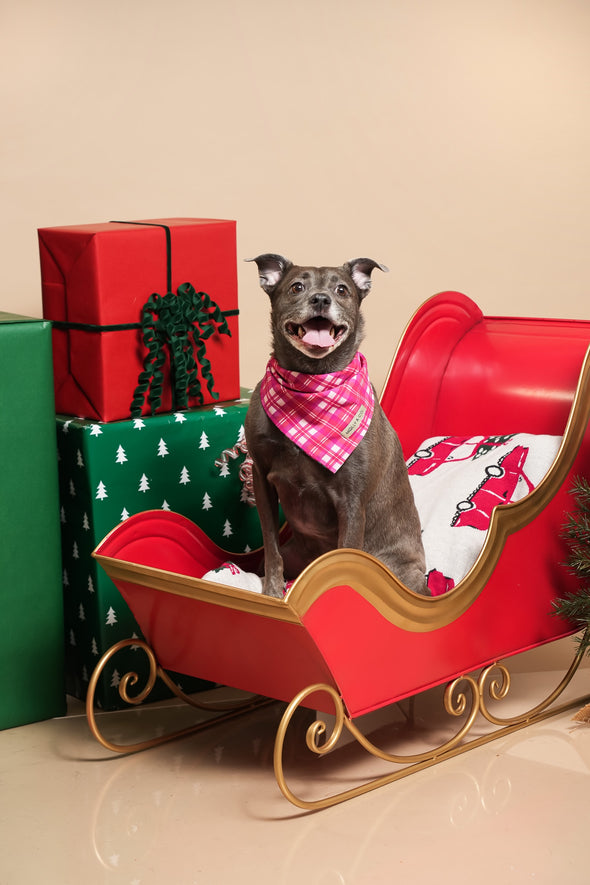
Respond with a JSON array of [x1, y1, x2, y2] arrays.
[[303, 492, 579, 716], [94, 293, 590, 716], [382, 292, 590, 456], [96, 512, 338, 711]]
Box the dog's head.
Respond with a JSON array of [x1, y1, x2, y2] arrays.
[[248, 254, 388, 373]]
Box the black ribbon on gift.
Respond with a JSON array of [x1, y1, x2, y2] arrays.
[[121, 221, 235, 416]]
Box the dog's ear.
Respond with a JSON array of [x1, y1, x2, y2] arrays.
[[343, 259, 389, 297], [246, 254, 293, 294]]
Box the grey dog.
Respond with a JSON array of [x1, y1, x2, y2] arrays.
[[244, 254, 428, 598]]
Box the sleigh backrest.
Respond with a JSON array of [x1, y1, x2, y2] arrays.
[[381, 292, 590, 457]]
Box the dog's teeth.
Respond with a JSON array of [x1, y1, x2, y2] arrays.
[[298, 326, 305, 339], [330, 326, 336, 338]]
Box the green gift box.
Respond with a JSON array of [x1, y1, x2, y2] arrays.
[[0, 313, 65, 729], [56, 393, 263, 709]]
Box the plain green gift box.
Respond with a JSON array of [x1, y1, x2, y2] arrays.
[[0, 313, 65, 729]]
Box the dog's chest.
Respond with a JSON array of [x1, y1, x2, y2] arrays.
[[266, 430, 348, 521]]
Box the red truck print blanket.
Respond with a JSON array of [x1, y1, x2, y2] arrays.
[[407, 433, 562, 595]]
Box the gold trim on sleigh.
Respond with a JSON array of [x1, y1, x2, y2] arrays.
[[93, 345, 590, 635], [86, 639, 272, 755]]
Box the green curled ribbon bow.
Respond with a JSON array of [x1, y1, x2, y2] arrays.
[[130, 282, 232, 417]]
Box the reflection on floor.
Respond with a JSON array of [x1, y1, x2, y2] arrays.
[[1, 654, 589, 885]]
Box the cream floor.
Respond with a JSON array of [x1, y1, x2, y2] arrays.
[[1, 649, 589, 885]]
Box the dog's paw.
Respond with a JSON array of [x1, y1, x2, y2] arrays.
[[262, 576, 286, 599]]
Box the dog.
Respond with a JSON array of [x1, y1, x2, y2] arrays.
[[244, 254, 428, 598]]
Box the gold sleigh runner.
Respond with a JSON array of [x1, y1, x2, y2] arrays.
[[87, 633, 589, 811], [87, 293, 590, 810]]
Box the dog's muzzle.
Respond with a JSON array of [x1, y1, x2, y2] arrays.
[[286, 317, 348, 350]]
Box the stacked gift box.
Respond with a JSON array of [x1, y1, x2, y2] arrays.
[[0, 314, 66, 729], [38, 218, 260, 709]]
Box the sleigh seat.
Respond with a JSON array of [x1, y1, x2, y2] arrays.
[[89, 292, 590, 810]]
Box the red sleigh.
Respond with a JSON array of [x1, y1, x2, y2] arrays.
[[89, 292, 590, 809]]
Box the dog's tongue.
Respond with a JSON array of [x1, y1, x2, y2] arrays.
[[301, 319, 334, 348]]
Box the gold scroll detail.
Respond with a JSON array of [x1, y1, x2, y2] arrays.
[[273, 632, 590, 811], [86, 638, 271, 754]]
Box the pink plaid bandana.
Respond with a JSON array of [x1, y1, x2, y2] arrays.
[[260, 352, 375, 473]]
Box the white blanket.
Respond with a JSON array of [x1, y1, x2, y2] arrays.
[[203, 432, 562, 597], [407, 433, 562, 594]]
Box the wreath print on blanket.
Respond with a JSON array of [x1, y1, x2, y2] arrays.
[[406, 434, 562, 596]]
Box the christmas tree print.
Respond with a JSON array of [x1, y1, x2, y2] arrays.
[[110, 669, 120, 688], [72, 541, 79, 559], [213, 407, 226, 417], [69, 629, 76, 646], [218, 461, 230, 478], [174, 412, 187, 423], [179, 466, 190, 485], [78, 603, 85, 621], [157, 438, 169, 457], [55, 401, 266, 710], [89, 424, 103, 437]]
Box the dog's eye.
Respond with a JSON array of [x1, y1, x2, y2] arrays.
[[335, 284, 349, 296], [290, 282, 304, 294]]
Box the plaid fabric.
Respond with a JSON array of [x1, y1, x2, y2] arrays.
[[260, 352, 375, 473]]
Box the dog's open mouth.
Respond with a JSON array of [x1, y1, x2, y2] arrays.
[[286, 317, 348, 351]]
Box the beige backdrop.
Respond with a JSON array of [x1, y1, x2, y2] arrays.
[[3, 0, 590, 392], [2, 0, 589, 669]]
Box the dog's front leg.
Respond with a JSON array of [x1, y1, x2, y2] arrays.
[[336, 498, 366, 551], [251, 463, 285, 598]]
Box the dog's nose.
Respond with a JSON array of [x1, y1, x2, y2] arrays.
[[310, 292, 331, 310]]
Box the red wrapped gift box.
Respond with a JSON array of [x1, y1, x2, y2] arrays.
[[38, 218, 240, 421]]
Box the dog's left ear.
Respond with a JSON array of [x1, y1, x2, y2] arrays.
[[343, 259, 389, 297]]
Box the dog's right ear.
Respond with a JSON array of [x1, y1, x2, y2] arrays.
[[246, 254, 292, 294]]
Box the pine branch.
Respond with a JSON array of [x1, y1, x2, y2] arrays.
[[562, 512, 590, 545], [567, 547, 590, 577], [554, 477, 590, 657], [568, 476, 590, 511]]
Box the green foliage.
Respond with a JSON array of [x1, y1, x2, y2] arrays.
[[553, 477, 590, 656]]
